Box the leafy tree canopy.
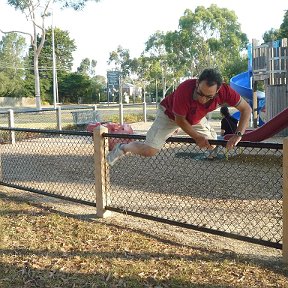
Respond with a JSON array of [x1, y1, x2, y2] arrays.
[[7, 0, 100, 11], [77, 58, 97, 76], [279, 10, 288, 39], [263, 10, 288, 43]]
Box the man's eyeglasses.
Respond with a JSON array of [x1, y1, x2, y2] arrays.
[[196, 88, 219, 100]]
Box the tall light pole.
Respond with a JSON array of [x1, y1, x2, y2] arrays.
[[51, 9, 58, 109]]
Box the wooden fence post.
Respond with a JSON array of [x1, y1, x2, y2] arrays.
[[93, 125, 111, 218], [283, 137, 288, 263]]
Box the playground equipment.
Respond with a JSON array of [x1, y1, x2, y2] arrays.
[[224, 106, 288, 141], [230, 71, 266, 126], [229, 38, 288, 138]]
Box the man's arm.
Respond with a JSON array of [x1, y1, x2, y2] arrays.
[[226, 98, 252, 149], [174, 115, 214, 149]]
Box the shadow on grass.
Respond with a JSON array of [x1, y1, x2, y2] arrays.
[[1, 191, 287, 281], [0, 262, 232, 288]]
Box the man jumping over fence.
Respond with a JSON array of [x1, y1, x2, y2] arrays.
[[107, 68, 252, 166]]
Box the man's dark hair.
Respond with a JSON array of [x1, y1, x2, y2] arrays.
[[198, 68, 223, 88]]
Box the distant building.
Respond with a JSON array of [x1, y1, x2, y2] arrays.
[[122, 83, 134, 96], [122, 83, 142, 98]]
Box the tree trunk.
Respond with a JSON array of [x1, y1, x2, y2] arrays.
[[34, 52, 41, 110]]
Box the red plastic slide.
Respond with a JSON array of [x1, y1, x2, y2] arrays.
[[224, 107, 288, 142]]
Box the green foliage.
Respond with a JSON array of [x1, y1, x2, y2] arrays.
[[77, 58, 97, 76], [23, 27, 77, 102], [8, 0, 100, 12], [263, 29, 280, 43], [22, 72, 36, 97], [6, 0, 100, 105], [263, 10, 288, 42], [58, 72, 92, 103], [90, 75, 106, 103], [279, 10, 288, 39], [108, 46, 135, 78], [0, 33, 28, 97], [56, 0, 100, 10], [222, 56, 248, 83], [0, 72, 26, 97], [41, 27, 76, 73], [175, 5, 249, 77], [137, 5, 249, 93]]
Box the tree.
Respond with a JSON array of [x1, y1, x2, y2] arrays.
[[4, 0, 100, 109], [40, 27, 76, 73], [77, 58, 97, 77], [168, 5, 248, 80], [25, 27, 77, 103], [262, 10, 288, 43], [145, 31, 179, 97], [90, 75, 106, 103], [263, 28, 280, 43], [108, 46, 136, 78], [0, 32, 28, 97], [279, 10, 288, 39], [58, 72, 91, 103]]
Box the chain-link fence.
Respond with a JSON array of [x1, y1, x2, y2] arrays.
[[0, 128, 95, 205], [104, 134, 283, 249], [0, 127, 285, 250]]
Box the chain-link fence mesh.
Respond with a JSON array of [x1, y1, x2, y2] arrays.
[[105, 135, 283, 248], [0, 128, 95, 205], [0, 127, 284, 248], [0, 112, 8, 128], [14, 110, 58, 129]]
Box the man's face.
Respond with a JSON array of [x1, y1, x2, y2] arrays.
[[195, 80, 219, 104]]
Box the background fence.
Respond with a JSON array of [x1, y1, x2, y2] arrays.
[[0, 103, 157, 131]]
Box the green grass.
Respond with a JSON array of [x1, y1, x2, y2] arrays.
[[0, 193, 287, 288], [1, 110, 156, 130]]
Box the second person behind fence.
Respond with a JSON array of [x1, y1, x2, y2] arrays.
[[220, 106, 238, 137], [107, 68, 252, 166], [207, 106, 239, 159]]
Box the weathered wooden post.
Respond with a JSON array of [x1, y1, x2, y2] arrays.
[[93, 125, 111, 218]]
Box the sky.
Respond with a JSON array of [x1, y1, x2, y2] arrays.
[[0, 0, 287, 76]]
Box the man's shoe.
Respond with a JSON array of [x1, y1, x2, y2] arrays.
[[107, 143, 124, 166], [207, 154, 216, 160]]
